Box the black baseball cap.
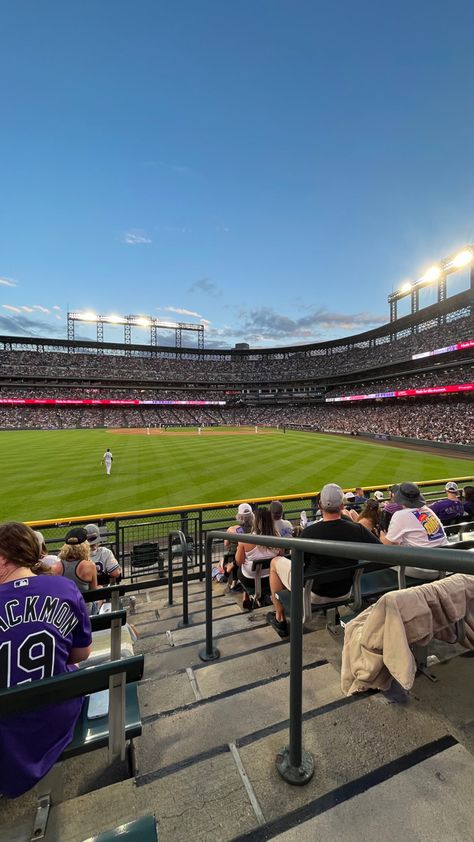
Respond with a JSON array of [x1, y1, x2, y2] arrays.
[[65, 527, 88, 546]]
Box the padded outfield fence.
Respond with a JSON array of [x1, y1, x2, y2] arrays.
[[26, 476, 474, 594]]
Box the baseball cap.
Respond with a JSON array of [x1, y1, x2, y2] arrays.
[[270, 500, 283, 518], [344, 491, 355, 500], [237, 503, 253, 516], [394, 483, 425, 508], [320, 483, 344, 512], [445, 481, 459, 493], [373, 491, 384, 501], [85, 523, 101, 545], [65, 527, 88, 546]]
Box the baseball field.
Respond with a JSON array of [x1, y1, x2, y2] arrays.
[[1, 425, 473, 524]]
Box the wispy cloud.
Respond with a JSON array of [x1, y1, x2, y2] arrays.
[[32, 305, 51, 314], [0, 277, 18, 287], [123, 230, 152, 245], [0, 313, 64, 337], [159, 306, 203, 318], [2, 304, 22, 313], [52, 305, 62, 311], [188, 277, 219, 295]]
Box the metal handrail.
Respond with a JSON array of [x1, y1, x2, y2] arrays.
[[167, 530, 190, 626], [199, 530, 474, 786]]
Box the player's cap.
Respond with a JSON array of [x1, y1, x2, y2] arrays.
[[237, 503, 253, 516], [270, 500, 283, 518], [344, 491, 355, 501], [320, 483, 344, 512], [65, 527, 88, 546], [394, 483, 425, 509], [85, 524, 101, 545], [373, 491, 384, 501], [445, 481, 458, 493]]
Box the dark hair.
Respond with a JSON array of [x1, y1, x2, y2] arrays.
[[0, 522, 51, 574], [357, 499, 381, 530], [270, 501, 283, 520], [254, 507, 276, 537], [464, 486, 474, 502]]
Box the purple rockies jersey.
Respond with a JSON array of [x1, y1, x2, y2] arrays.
[[0, 575, 92, 798], [430, 498, 465, 525]]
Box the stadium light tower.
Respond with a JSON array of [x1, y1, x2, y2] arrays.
[[388, 245, 474, 321], [67, 311, 205, 350]]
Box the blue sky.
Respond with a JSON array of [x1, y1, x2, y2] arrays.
[[1, 0, 474, 349]]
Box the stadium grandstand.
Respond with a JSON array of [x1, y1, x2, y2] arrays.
[[1, 279, 474, 842]]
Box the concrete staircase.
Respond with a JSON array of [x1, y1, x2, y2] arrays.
[[2, 579, 474, 842]]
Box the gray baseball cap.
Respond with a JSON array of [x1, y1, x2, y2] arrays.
[[85, 523, 101, 545], [320, 483, 344, 512]]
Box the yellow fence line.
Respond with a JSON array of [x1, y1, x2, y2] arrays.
[[24, 476, 474, 528]]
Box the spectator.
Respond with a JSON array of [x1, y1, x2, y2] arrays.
[[357, 499, 382, 537], [379, 482, 448, 579], [342, 494, 359, 522], [266, 483, 380, 638], [269, 500, 294, 537], [373, 490, 385, 502], [235, 507, 282, 610], [85, 524, 121, 585], [0, 522, 91, 798], [33, 530, 59, 568], [463, 486, 474, 519], [354, 488, 368, 509], [380, 484, 403, 533], [429, 482, 466, 526], [223, 503, 255, 588], [52, 527, 98, 597]]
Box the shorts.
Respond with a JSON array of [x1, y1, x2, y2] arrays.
[[274, 557, 351, 604]]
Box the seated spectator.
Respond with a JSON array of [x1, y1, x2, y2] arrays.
[[223, 503, 255, 587], [269, 500, 294, 537], [52, 527, 98, 597], [0, 522, 91, 798], [429, 481, 466, 525], [379, 484, 403, 532], [463, 486, 474, 519], [267, 484, 380, 638], [379, 482, 448, 579], [354, 487, 368, 509], [85, 524, 121, 584], [357, 499, 382, 537], [342, 494, 359, 522], [34, 530, 59, 568], [235, 507, 282, 610], [373, 490, 385, 503]]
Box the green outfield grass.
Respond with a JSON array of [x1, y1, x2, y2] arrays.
[[0, 426, 473, 523]]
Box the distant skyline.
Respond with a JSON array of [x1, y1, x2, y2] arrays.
[[1, 1, 474, 350]]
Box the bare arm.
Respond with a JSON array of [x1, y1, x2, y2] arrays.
[[68, 645, 91, 664], [379, 531, 395, 545]]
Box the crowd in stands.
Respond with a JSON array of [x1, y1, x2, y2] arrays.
[[1, 312, 472, 383], [325, 364, 474, 398], [0, 398, 472, 442]]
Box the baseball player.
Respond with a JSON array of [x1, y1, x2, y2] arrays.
[[102, 448, 113, 475]]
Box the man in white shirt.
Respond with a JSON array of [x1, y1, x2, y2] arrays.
[[379, 482, 447, 580], [85, 523, 121, 585]]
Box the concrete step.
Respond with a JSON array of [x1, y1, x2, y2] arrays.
[[270, 742, 474, 842], [135, 661, 343, 776]]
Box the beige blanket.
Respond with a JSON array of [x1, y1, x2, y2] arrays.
[[341, 574, 474, 695]]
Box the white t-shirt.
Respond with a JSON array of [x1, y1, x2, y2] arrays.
[[386, 506, 448, 580], [242, 544, 274, 580], [90, 546, 120, 578], [273, 519, 294, 538]]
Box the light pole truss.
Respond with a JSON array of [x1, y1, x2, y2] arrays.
[[66, 312, 205, 350]]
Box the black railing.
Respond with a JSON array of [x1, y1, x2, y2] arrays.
[[200, 530, 474, 786]]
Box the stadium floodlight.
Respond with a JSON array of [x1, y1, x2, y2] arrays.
[[400, 282, 412, 293], [81, 311, 97, 321], [421, 265, 441, 283], [451, 249, 473, 269], [134, 317, 151, 327], [106, 314, 127, 324]]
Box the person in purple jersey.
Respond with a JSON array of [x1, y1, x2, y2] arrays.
[[430, 481, 465, 526], [0, 522, 92, 799]]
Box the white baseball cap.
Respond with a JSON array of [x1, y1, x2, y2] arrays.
[[373, 491, 384, 501], [237, 503, 253, 516], [445, 481, 458, 493]]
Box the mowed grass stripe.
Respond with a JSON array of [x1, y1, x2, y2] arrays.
[[0, 428, 472, 522]]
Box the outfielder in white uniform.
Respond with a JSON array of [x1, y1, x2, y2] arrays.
[[103, 448, 113, 475]]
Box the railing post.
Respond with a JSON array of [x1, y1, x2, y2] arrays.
[[199, 534, 220, 661], [276, 546, 314, 785], [176, 530, 190, 628], [167, 534, 174, 606], [198, 510, 204, 580]]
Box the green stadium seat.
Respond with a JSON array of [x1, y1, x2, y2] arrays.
[[82, 815, 158, 842]]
